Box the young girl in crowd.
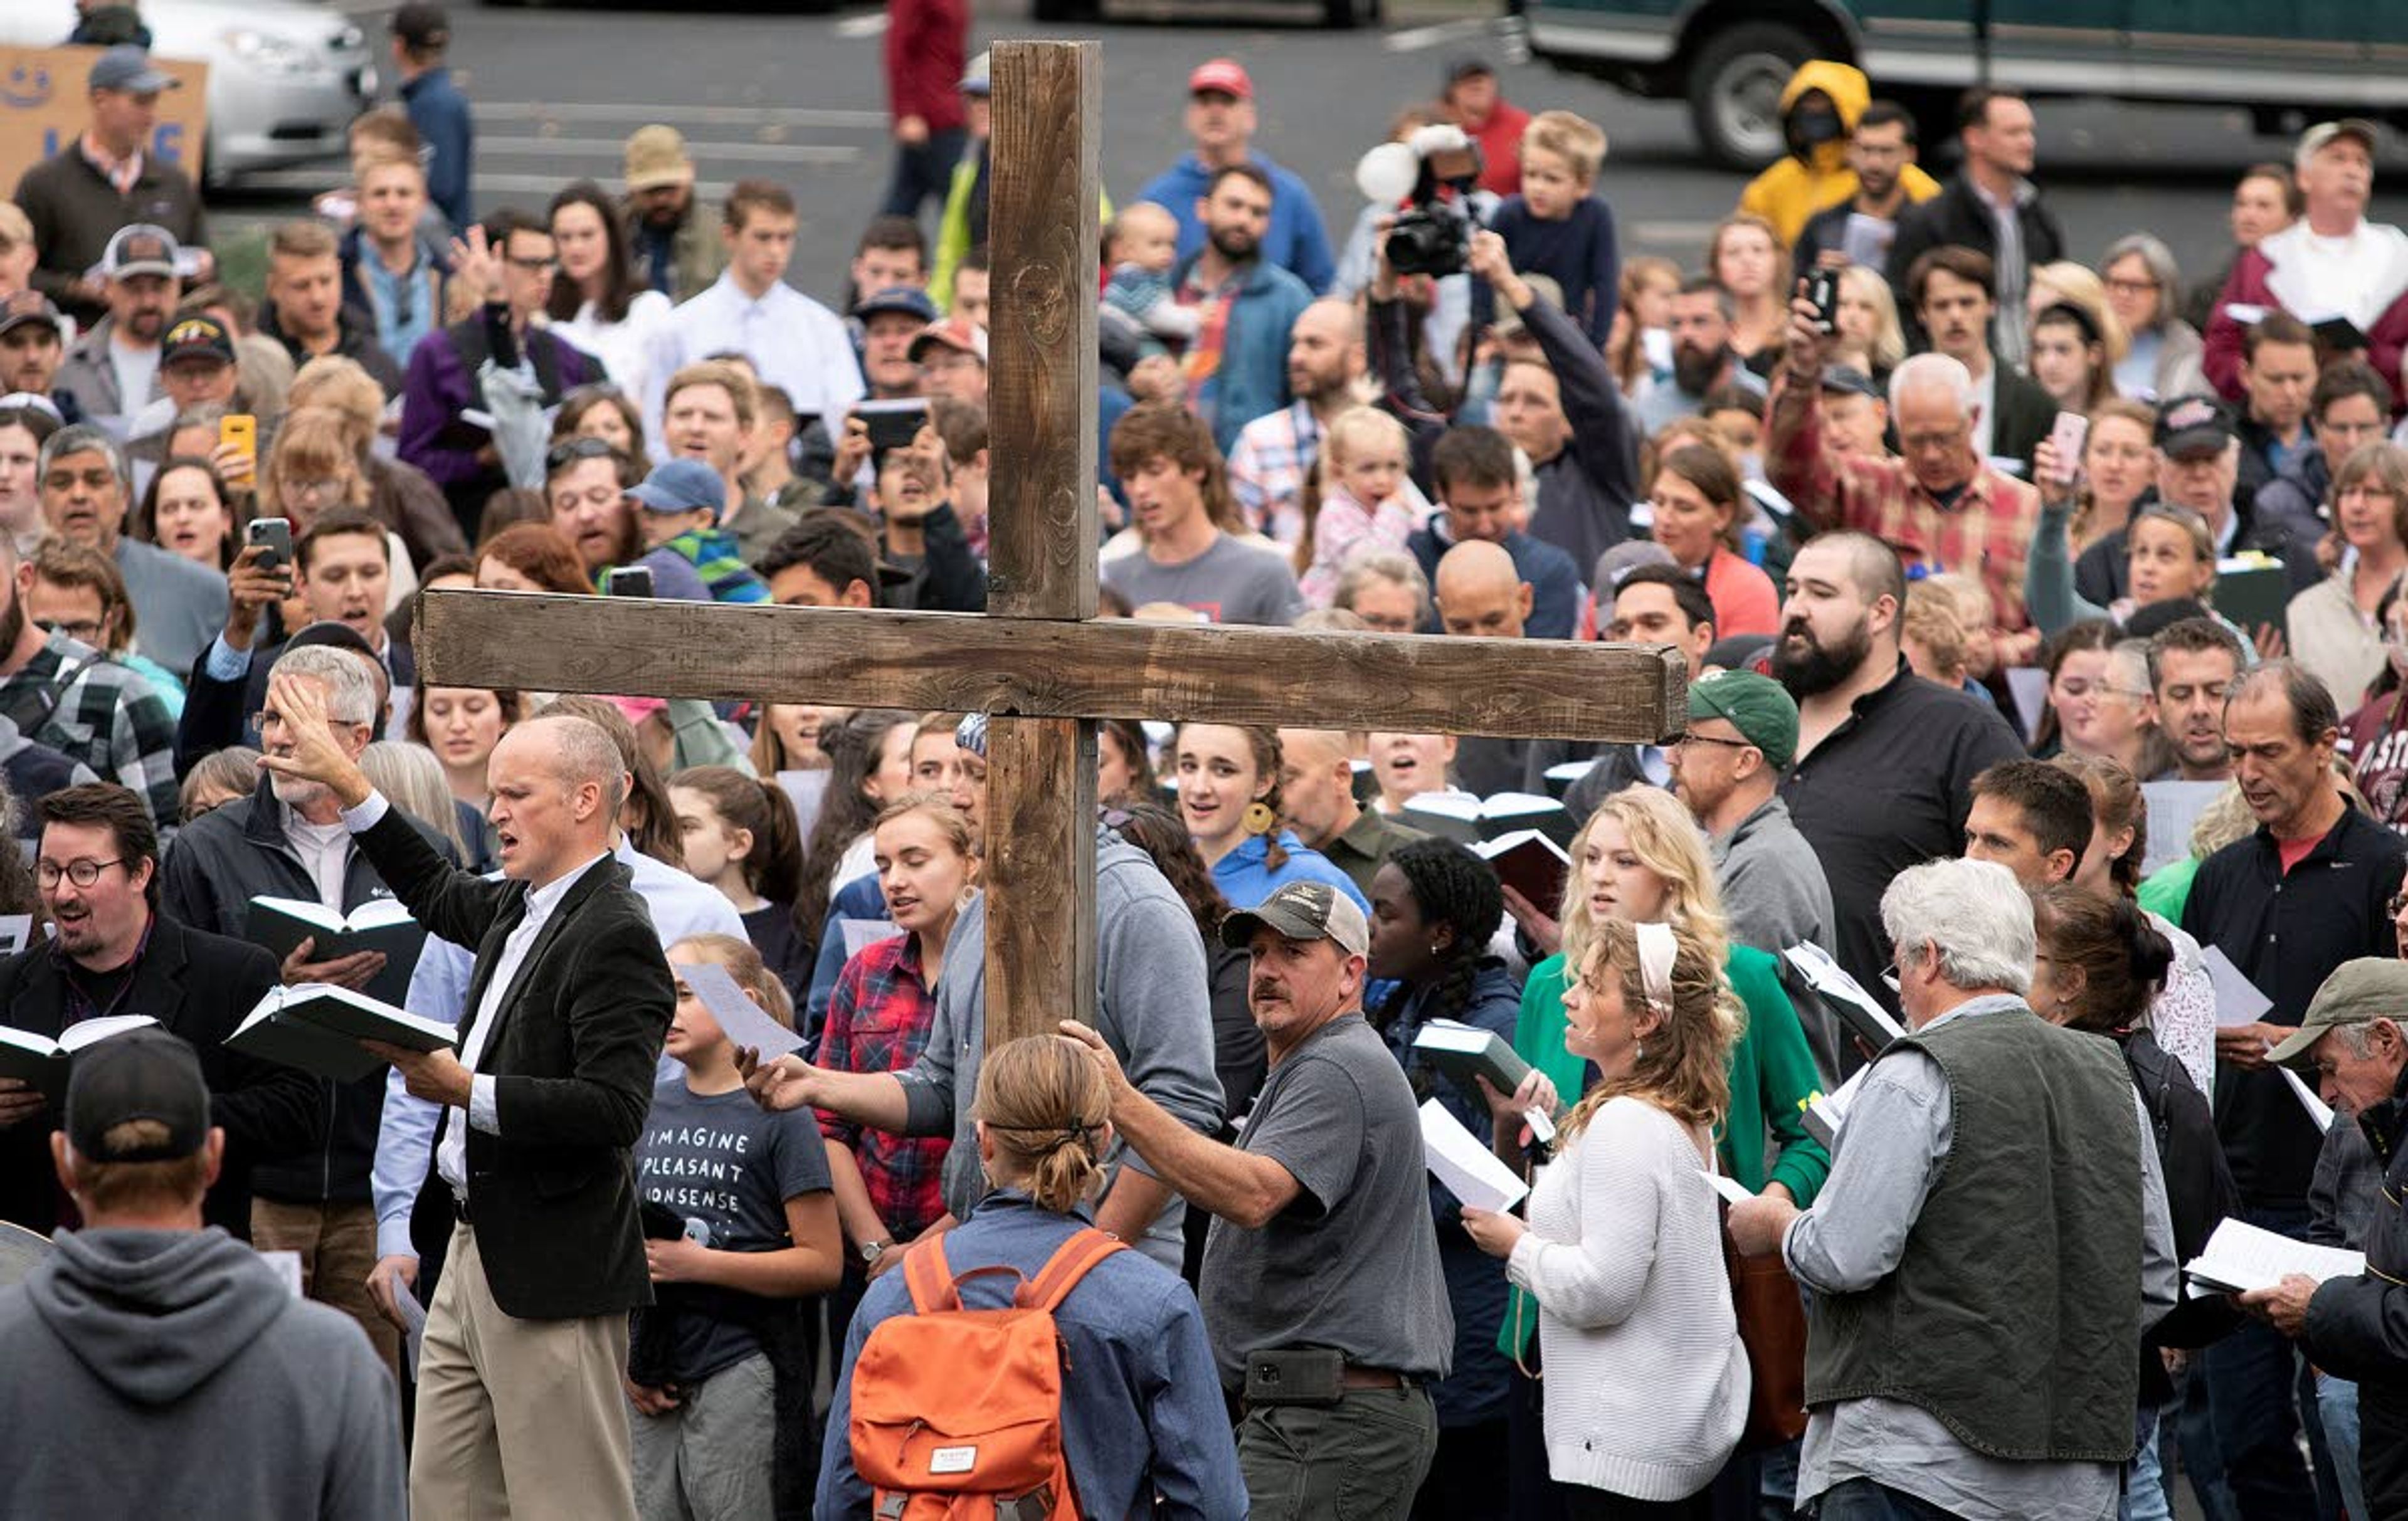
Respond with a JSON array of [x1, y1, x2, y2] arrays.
[[669, 765, 810, 1001], [1368, 729, 1460, 816], [1365, 837, 1522, 1518], [1295, 408, 1425, 609], [1709, 213, 1787, 369], [137, 456, 240, 568], [410, 685, 519, 815], [631, 934, 842, 1521], [817, 1034, 1247, 1518], [1096, 718, 1160, 804], [1605, 255, 1681, 396], [553, 383, 654, 473], [816, 795, 976, 1340], [793, 709, 919, 960], [2030, 302, 2119, 416], [1464, 915, 1751, 1518], [1832, 264, 1906, 384], [1172, 722, 1366, 911]]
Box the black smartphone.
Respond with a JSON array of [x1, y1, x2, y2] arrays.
[[857, 399, 929, 461], [245, 516, 293, 577], [1804, 269, 1840, 334], [604, 566, 655, 597]]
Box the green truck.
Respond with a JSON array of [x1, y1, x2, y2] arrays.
[[1512, 0, 2408, 169]]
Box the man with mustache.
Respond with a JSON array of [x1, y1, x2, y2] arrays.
[[1773, 529, 2020, 1026], [1060, 878, 1451, 1518], [1632, 277, 1766, 436]]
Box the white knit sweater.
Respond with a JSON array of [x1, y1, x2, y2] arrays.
[[1506, 1095, 1750, 1501]]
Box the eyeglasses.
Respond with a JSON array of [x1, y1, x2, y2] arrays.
[[253, 708, 371, 735], [37, 858, 123, 888], [2104, 277, 2161, 297], [506, 255, 560, 273], [281, 476, 346, 502], [1671, 732, 1755, 753], [546, 436, 621, 472]]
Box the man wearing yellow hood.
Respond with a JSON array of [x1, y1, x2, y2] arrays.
[[1738, 62, 1938, 248]]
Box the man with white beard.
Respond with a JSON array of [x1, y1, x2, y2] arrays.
[[161, 641, 462, 1374]]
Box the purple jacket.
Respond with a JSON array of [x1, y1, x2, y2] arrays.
[[397, 310, 601, 489]]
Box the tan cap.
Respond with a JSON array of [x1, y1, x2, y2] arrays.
[[2268, 957, 2408, 1066], [624, 125, 695, 192]]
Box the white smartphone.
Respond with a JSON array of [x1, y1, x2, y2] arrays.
[[2047, 410, 2090, 487]]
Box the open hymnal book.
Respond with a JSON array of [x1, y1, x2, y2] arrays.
[[1402, 791, 1576, 848], [246, 897, 427, 1006], [1418, 1098, 1528, 1214], [2184, 1218, 2364, 1296], [226, 984, 455, 1083], [1783, 943, 1906, 1053], [0, 1015, 158, 1098], [1471, 830, 1570, 920]]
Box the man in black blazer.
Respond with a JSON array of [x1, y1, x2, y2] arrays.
[[0, 784, 317, 1239], [1883, 88, 2066, 371], [261, 671, 670, 1521]]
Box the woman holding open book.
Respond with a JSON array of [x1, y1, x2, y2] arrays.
[[1460, 917, 1749, 1518]]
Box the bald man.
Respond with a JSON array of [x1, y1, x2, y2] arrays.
[[1276, 727, 1423, 897], [1430, 539, 1576, 797], [1228, 297, 1368, 540], [260, 685, 675, 1521]]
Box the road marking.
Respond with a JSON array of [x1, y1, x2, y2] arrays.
[[475, 102, 887, 129], [1383, 18, 1490, 53], [833, 11, 890, 38], [235, 168, 748, 198], [1632, 219, 1721, 249], [479, 135, 860, 165]]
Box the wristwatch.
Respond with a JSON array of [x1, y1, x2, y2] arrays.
[[860, 1238, 892, 1266]]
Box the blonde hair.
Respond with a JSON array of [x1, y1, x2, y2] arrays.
[[1837, 265, 1906, 372], [288, 357, 387, 455], [974, 1035, 1111, 1213], [871, 791, 979, 865], [260, 407, 369, 522], [1295, 407, 1412, 577], [663, 360, 759, 431], [2030, 261, 2131, 363], [360, 742, 471, 861], [1903, 582, 1970, 683], [1560, 786, 1731, 976], [1559, 918, 1740, 1137], [669, 932, 796, 1029], [1522, 110, 1607, 182]]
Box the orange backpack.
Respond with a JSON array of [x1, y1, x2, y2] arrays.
[[848, 1226, 1127, 1521]]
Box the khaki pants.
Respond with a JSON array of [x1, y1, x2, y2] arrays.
[[251, 1196, 398, 1376], [409, 1223, 637, 1521]]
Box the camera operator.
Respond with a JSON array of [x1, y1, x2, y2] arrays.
[[1371, 226, 1640, 577]]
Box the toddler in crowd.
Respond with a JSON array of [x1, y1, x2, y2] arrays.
[[1482, 109, 1619, 345], [1296, 408, 1425, 608], [1102, 201, 1200, 352]]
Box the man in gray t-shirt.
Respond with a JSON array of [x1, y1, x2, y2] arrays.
[[1103, 532, 1304, 626], [1065, 878, 1449, 1517]]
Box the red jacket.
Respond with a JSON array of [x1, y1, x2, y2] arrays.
[[885, 0, 968, 132], [2204, 243, 2408, 407]]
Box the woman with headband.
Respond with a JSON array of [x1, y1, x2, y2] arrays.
[[816, 1035, 1246, 1517], [1460, 917, 1749, 1518]]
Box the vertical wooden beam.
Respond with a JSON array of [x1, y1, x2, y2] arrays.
[[983, 39, 1102, 1045]]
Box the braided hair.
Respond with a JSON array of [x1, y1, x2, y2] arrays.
[[1375, 836, 1505, 1038]]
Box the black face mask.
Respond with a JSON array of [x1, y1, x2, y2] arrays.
[[1788, 105, 1844, 156]]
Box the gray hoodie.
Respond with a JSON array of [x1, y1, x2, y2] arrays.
[[897, 829, 1224, 1270], [0, 1226, 404, 1520]]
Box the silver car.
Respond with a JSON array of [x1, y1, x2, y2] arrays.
[[1, 0, 374, 186]]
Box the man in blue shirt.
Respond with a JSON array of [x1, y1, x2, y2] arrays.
[[1135, 58, 1336, 297], [390, 4, 473, 231]]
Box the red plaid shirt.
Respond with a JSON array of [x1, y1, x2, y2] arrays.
[[815, 932, 951, 1238], [1768, 373, 2041, 634]]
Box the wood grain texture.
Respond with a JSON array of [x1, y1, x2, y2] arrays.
[[984, 717, 1098, 1039], [984, 40, 1100, 622], [415, 591, 1689, 743]]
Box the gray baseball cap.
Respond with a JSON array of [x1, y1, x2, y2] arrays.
[[1221, 880, 1370, 958]]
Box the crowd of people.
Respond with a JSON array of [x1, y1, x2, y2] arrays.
[[0, 8, 2404, 1521]]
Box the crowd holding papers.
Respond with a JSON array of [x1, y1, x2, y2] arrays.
[[226, 984, 455, 1083], [1782, 943, 1905, 1054], [245, 896, 427, 1006], [2201, 945, 2274, 1028], [1418, 1098, 1528, 1214], [2185, 1218, 2365, 1296], [1402, 791, 1578, 849], [0, 1016, 157, 1100]]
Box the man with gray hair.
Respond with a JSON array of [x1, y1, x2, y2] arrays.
[[1772, 276, 2044, 664], [259, 681, 675, 1521], [161, 639, 457, 1374], [1729, 856, 2175, 1520], [36, 420, 224, 673]]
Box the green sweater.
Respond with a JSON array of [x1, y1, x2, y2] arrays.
[[1500, 942, 1831, 1358]]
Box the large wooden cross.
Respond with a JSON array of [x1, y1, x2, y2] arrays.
[[415, 41, 1686, 1047]]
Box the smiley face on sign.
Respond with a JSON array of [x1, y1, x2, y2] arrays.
[[1, 63, 52, 110]]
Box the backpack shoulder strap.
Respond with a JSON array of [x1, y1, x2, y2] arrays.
[[1015, 1228, 1127, 1313], [902, 1233, 960, 1315]]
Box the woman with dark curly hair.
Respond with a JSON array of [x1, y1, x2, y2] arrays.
[[1365, 835, 1522, 1519]]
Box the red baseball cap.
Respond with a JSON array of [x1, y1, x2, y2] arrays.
[[1187, 58, 1253, 100]]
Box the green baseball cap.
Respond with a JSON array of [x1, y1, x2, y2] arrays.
[[1686, 670, 1799, 770], [2268, 958, 2408, 1066]]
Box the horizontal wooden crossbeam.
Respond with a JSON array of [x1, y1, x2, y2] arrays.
[[415, 590, 1689, 744]]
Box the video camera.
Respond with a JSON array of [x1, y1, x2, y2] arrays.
[[1357, 124, 1486, 280]]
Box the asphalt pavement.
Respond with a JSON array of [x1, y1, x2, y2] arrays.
[[226, 0, 2406, 321]]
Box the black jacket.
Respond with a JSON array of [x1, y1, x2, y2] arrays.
[[2121, 1028, 2242, 1392], [157, 774, 457, 1205], [1884, 170, 2066, 340], [356, 808, 673, 1320], [2303, 1061, 2408, 1515], [1987, 364, 2057, 473], [260, 302, 408, 401], [0, 915, 314, 1237]]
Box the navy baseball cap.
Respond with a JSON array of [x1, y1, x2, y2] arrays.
[[627, 457, 725, 517], [854, 286, 940, 325]]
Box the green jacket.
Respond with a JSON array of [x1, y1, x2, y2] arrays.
[[930, 144, 1113, 313], [1499, 942, 1832, 1359]]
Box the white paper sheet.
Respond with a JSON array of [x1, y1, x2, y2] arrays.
[[2200, 946, 2273, 1029], [2184, 1218, 2363, 1295], [389, 1267, 428, 1379], [2280, 1065, 2336, 1132], [1699, 1170, 1754, 1206], [1419, 1098, 1528, 1214], [674, 959, 805, 1059]]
